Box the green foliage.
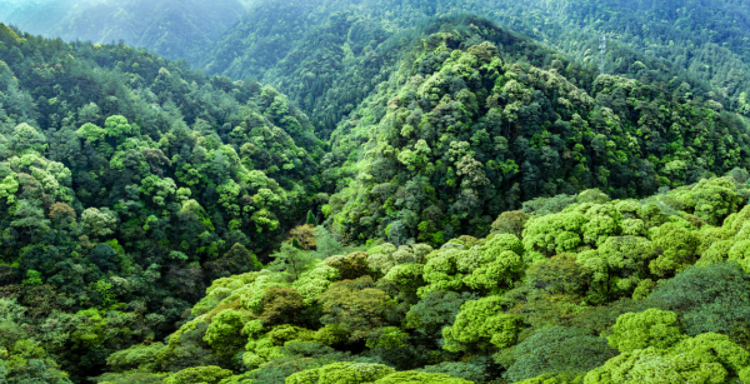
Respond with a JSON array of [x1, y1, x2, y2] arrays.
[[164, 366, 233, 384], [372, 371, 474, 384], [319, 276, 397, 343], [203, 309, 248, 350], [270, 243, 322, 281], [443, 296, 522, 353], [649, 222, 700, 277], [405, 291, 478, 338], [106, 343, 165, 372], [419, 234, 524, 297], [607, 309, 685, 353], [648, 263, 750, 346], [501, 326, 616, 382], [584, 333, 750, 384], [286, 362, 395, 384], [9, 1, 750, 381]]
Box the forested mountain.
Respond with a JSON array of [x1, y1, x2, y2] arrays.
[[0, 0, 246, 64], [201, 0, 750, 136], [4, 2, 750, 384], [323, 18, 750, 246], [0, 23, 321, 382]]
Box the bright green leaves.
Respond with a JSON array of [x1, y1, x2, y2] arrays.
[[11, 123, 46, 155], [584, 333, 750, 384], [577, 236, 656, 299], [104, 115, 134, 138], [0, 174, 19, 204], [286, 362, 395, 384], [649, 222, 699, 277], [607, 309, 685, 353], [443, 295, 521, 353], [251, 188, 283, 233], [76, 122, 106, 142], [203, 309, 247, 350], [582, 307, 750, 384], [216, 180, 242, 217], [139, 175, 177, 207], [21, 269, 43, 286], [677, 178, 740, 225], [523, 210, 588, 263], [372, 371, 474, 384], [419, 234, 524, 296], [164, 366, 233, 384], [80, 207, 118, 238], [365, 326, 409, 350]]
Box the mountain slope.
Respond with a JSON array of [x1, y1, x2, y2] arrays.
[[0, 23, 320, 381], [321, 19, 750, 244]]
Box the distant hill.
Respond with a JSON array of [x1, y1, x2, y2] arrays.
[[0, 0, 246, 63]]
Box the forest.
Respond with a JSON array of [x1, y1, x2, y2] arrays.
[[2, 0, 750, 383]]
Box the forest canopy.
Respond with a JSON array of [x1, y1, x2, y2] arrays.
[[2, 2, 750, 384]]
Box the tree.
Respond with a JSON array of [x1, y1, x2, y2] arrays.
[[503, 326, 617, 382], [10, 199, 50, 239], [163, 366, 233, 384], [443, 296, 522, 353], [648, 262, 750, 344], [525, 254, 590, 296], [492, 210, 527, 238], [584, 333, 750, 384], [406, 291, 478, 338], [104, 115, 133, 139], [374, 371, 474, 384], [81, 207, 118, 239], [607, 309, 685, 353], [289, 225, 316, 251], [306, 210, 317, 225], [11, 123, 46, 155], [319, 276, 396, 342], [324, 252, 370, 280], [269, 242, 319, 281], [203, 309, 246, 351], [286, 362, 395, 384], [76, 123, 106, 142], [649, 222, 699, 277], [257, 286, 307, 326]]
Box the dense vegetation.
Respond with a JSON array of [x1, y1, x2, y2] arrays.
[[0, 0, 246, 64], [323, 22, 750, 245], [0, 23, 322, 382], [4, 2, 750, 384], [72, 174, 750, 384]]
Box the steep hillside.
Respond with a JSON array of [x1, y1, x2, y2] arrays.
[[0, 24, 320, 381], [0, 0, 245, 64], [322, 22, 750, 244]]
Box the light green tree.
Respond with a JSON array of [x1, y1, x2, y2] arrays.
[[607, 309, 685, 353], [443, 296, 522, 353]]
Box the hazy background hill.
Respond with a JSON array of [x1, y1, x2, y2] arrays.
[[0, 0, 246, 63]]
